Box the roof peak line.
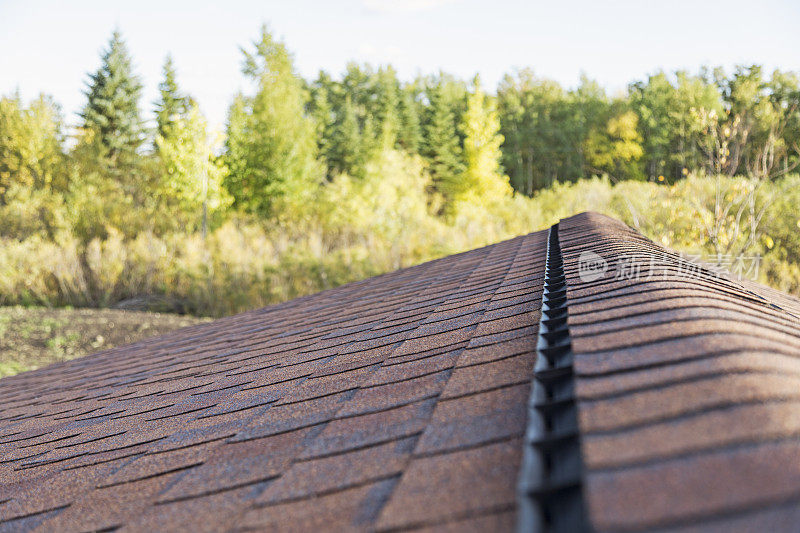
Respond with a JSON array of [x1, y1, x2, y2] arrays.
[[517, 223, 592, 533]]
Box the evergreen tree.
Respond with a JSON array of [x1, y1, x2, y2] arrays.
[[308, 71, 335, 174], [340, 63, 381, 170], [80, 30, 143, 162], [314, 64, 387, 179], [374, 67, 400, 149], [224, 25, 321, 218], [330, 94, 367, 177], [154, 55, 190, 140], [397, 87, 422, 153], [422, 83, 465, 203]]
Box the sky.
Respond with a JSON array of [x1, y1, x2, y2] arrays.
[[1, 0, 799, 130]]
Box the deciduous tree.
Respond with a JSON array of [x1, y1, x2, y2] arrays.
[[454, 76, 512, 208]]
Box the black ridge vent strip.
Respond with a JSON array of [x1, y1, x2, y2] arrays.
[[517, 223, 592, 533]]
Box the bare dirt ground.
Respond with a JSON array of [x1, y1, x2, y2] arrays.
[[0, 307, 210, 378]]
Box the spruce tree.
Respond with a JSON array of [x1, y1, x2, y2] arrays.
[[154, 55, 190, 139], [313, 73, 344, 177], [423, 83, 465, 204], [397, 87, 422, 154], [80, 30, 143, 162], [374, 67, 400, 149], [341, 63, 380, 163], [330, 94, 366, 177]]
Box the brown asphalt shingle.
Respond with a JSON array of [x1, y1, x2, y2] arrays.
[[0, 229, 546, 532], [1, 211, 800, 531], [559, 212, 800, 532]]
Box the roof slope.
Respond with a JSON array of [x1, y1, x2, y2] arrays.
[[1, 212, 800, 532], [560, 213, 800, 532], [0, 229, 547, 531]]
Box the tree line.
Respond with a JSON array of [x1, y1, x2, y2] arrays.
[[1, 25, 798, 243]]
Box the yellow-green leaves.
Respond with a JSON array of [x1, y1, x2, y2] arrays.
[[449, 77, 511, 211], [155, 104, 231, 228]]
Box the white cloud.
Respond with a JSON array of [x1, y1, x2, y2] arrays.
[[361, 0, 458, 14]]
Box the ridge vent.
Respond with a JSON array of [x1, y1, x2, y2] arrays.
[[517, 223, 591, 533]]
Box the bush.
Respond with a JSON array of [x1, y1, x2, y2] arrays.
[[1, 169, 798, 316]]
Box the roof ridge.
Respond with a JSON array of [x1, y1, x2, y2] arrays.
[[517, 223, 591, 533]]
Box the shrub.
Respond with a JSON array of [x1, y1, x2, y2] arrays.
[[1, 171, 798, 316]]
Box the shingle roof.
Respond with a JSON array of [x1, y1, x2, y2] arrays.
[[1, 211, 799, 532], [560, 213, 800, 532]]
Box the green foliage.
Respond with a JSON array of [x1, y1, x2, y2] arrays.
[[155, 104, 231, 230], [397, 86, 423, 153], [154, 55, 191, 140], [0, 93, 65, 204], [0, 361, 27, 379], [453, 77, 512, 209], [4, 172, 799, 316], [307, 72, 335, 171], [0, 184, 67, 240], [422, 80, 466, 204], [497, 70, 587, 193], [224, 25, 321, 218], [319, 149, 438, 246], [67, 130, 163, 243], [374, 66, 401, 149], [584, 108, 644, 178], [309, 64, 413, 179], [80, 30, 144, 163], [69, 30, 156, 248], [330, 94, 370, 178], [629, 71, 723, 180]]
